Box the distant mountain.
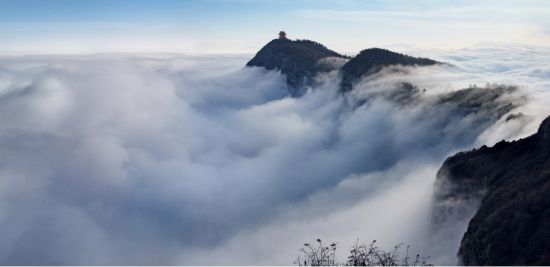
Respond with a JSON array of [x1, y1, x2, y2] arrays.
[[246, 38, 346, 95], [435, 116, 550, 265], [340, 48, 439, 92], [246, 36, 441, 95]]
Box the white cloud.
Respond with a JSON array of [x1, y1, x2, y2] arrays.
[[0, 46, 548, 264]]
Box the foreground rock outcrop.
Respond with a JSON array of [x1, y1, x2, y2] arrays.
[[436, 116, 550, 265]]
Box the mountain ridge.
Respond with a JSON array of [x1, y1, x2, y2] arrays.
[[340, 48, 440, 91], [246, 36, 440, 95]]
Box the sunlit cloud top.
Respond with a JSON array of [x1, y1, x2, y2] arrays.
[[1, 0, 549, 54]]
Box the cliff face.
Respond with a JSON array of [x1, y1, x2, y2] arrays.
[[435, 116, 550, 265], [246, 39, 345, 95]]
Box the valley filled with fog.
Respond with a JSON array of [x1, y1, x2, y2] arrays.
[[0, 46, 549, 265]]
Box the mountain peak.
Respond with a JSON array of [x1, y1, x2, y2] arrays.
[[246, 35, 441, 95], [340, 48, 439, 91], [246, 36, 345, 95]]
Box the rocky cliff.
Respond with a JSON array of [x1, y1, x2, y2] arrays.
[[436, 116, 550, 265]]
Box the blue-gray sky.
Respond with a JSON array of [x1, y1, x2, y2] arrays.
[[1, 0, 549, 54]]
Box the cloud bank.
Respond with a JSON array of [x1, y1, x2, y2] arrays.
[[0, 46, 548, 265]]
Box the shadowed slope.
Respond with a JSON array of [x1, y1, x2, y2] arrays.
[[436, 116, 550, 265]]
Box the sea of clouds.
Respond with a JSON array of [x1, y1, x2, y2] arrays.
[[0, 46, 549, 265]]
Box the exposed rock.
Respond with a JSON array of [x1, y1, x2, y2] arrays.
[[435, 116, 550, 265]]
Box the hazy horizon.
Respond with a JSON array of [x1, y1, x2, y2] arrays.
[[1, 0, 549, 54]]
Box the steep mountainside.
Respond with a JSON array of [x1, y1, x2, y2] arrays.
[[340, 48, 439, 91], [246, 39, 345, 95], [435, 116, 550, 265]]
